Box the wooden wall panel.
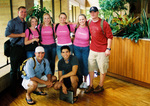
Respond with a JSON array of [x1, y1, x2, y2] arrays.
[[108, 37, 150, 84]]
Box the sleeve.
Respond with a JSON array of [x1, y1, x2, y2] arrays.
[[25, 29, 29, 38], [104, 21, 113, 39], [71, 56, 79, 66], [58, 60, 63, 71], [70, 24, 76, 32], [25, 59, 36, 78], [5, 20, 14, 37], [44, 59, 52, 75]]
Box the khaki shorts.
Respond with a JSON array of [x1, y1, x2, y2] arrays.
[[88, 50, 109, 74], [22, 75, 47, 90]]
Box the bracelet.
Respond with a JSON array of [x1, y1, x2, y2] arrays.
[[107, 48, 111, 51]]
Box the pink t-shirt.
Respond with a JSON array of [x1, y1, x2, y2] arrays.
[[73, 26, 90, 47], [25, 28, 39, 40], [55, 24, 74, 45], [38, 25, 55, 45]]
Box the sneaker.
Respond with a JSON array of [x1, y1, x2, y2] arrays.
[[84, 86, 94, 93], [93, 85, 104, 93], [82, 82, 88, 89], [79, 82, 84, 88]]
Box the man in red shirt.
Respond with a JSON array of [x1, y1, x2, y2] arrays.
[[85, 6, 113, 93]]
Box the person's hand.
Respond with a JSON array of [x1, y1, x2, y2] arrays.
[[105, 49, 111, 56], [59, 76, 64, 82], [32, 38, 39, 42], [62, 86, 67, 94], [20, 33, 25, 37], [45, 80, 53, 88]]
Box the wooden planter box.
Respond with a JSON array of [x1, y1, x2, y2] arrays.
[[107, 37, 150, 88]]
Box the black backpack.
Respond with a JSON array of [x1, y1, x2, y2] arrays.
[[39, 24, 55, 42], [55, 23, 71, 33]]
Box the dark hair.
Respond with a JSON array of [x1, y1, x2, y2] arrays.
[[59, 12, 67, 18], [61, 46, 70, 52], [18, 6, 26, 11]]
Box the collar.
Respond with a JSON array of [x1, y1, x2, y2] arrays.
[[17, 16, 25, 23]]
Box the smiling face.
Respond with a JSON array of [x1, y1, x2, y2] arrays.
[[78, 15, 87, 26], [18, 8, 27, 20], [35, 52, 45, 63], [43, 14, 51, 25], [59, 14, 67, 24], [61, 49, 71, 61], [30, 18, 37, 28]]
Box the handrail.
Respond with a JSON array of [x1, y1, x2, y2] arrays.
[[0, 58, 10, 69]]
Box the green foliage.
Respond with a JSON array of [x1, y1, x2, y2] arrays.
[[26, 5, 53, 25], [99, 0, 128, 12]]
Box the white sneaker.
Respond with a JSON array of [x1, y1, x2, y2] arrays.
[[83, 82, 88, 89], [79, 82, 84, 88]]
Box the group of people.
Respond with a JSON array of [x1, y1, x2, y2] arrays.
[[5, 6, 113, 105]]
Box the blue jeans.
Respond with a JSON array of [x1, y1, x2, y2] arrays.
[[26, 51, 35, 58], [57, 44, 73, 60], [42, 43, 56, 75], [74, 45, 89, 76]]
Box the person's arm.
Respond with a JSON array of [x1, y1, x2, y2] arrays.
[[7, 33, 25, 38], [59, 65, 78, 82], [30, 76, 52, 86], [105, 38, 112, 56], [58, 71, 67, 94]]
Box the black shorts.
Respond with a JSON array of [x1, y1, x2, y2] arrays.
[[63, 75, 82, 89], [63, 77, 72, 89]]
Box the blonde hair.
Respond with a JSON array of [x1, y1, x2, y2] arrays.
[[29, 16, 38, 23], [42, 13, 52, 26]]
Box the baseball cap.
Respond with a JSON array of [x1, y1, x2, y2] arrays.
[[35, 46, 45, 53], [89, 6, 98, 12]]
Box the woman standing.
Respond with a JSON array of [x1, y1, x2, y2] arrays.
[[55, 12, 74, 60], [24, 16, 39, 58], [38, 13, 56, 75], [73, 14, 90, 88]]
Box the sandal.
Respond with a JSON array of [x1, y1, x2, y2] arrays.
[[73, 96, 78, 103], [26, 98, 35, 105], [33, 91, 47, 95]]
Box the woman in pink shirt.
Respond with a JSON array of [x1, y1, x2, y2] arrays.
[[73, 14, 90, 89], [24, 16, 39, 58], [55, 12, 74, 60], [38, 13, 56, 75]]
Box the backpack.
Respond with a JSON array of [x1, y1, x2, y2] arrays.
[[27, 28, 40, 39], [55, 23, 71, 34], [88, 19, 105, 35], [39, 24, 55, 42], [20, 57, 46, 76]]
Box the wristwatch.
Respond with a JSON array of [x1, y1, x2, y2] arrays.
[[107, 48, 111, 51]]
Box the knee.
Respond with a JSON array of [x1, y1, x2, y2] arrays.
[[70, 76, 78, 84], [52, 76, 57, 82], [30, 81, 38, 89]]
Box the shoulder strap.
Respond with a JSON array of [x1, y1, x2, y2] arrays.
[[32, 57, 36, 70], [39, 24, 42, 43], [88, 26, 91, 40], [74, 25, 78, 34], [51, 24, 55, 41], [55, 23, 59, 33], [28, 28, 33, 40], [88, 19, 92, 26], [101, 19, 105, 35], [67, 24, 71, 32]]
